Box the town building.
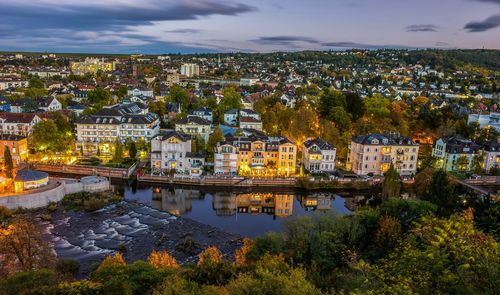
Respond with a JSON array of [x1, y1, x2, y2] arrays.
[[127, 88, 154, 98], [180, 63, 200, 77], [302, 138, 336, 173], [150, 130, 205, 176], [175, 116, 212, 142], [214, 135, 297, 176], [0, 134, 28, 165], [482, 141, 500, 172], [224, 109, 239, 125], [75, 102, 160, 155], [467, 112, 500, 131], [37, 97, 62, 112], [348, 133, 419, 176], [70, 58, 116, 75], [0, 113, 42, 136], [239, 117, 263, 131], [432, 136, 481, 172], [188, 107, 213, 122], [0, 78, 29, 90]]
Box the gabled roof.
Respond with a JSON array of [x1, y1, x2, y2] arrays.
[[0, 113, 40, 124], [176, 116, 211, 126], [154, 130, 191, 142], [304, 138, 335, 150]]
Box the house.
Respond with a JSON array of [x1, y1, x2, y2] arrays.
[[0, 134, 28, 165], [224, 109, 239, 125], [432, 136, 481, 172], [302, 138, 336, 173], [0, 113, 42, 136], [127, 88, 154, 98], [166, 102, 181, 122], [214, 135, 297, 176], [239, 117, 263, 131], [75, 103, 160, 156], [482, 141, 500, 172], [67, 104, 86, 117], [467, 112, 500, 132], [175, 116, 212, 142], [348, 133, 419, 176], [186, 152, 206, 177], [188, 107, 213, 122], [36, 97, 62, 112], [150, 131, 192, 174], [0, 78, 29, 90], [240, 109, 260, 120], [10, 98, 34, 113]]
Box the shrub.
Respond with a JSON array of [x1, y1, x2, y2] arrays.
[[56, 259, 80, 279], [0, 269, 59, 295]]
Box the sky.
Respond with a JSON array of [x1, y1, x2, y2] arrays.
[[0, 0, 500, 54]]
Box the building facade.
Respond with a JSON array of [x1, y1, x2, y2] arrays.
[[175, 117, 212, 142], [0, 134, 28, 165], [180, 63, 200, 77], [432, 136, 481, 172], [76, 103, 160, 155], [0, 113, 42, 136], [482, 141, 500, 172], [302, 138, 336, 173], [348, 133, 419, 176], [214, 135, 297, 176]]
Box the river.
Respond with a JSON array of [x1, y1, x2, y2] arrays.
[[119, 183, 353, 237]]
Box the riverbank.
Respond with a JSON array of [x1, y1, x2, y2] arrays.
[[38, 201, 242, 277], [137, 174, 379, 190]]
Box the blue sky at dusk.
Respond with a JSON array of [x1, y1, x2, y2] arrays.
[[0, 0, 499, 53]]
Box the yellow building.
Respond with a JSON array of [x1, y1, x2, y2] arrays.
[[0, 134, 28, 165], [70, 58, 116, 75], [217, 136, 297, 176]]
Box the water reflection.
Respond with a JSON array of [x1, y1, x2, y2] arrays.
[[124, 186, 352, 237]]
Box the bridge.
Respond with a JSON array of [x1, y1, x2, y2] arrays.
[[456, 176, 500, 200]]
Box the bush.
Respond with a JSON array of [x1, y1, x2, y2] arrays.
[[61, 192, 121, 212], [0, 205, 13, 221], [0, 269, 59, 295], [56, 259, 81, 279]]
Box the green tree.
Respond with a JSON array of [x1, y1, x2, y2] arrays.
[[21, 99, 39, 113], [422, 170, 458, 217], [456, 155, 470, 172], [4, 146, 14, 179], [207, 126, 225, 156], [88, 88, 111, 109], [128, 141, 137, 159], [30, 120, 64, 152], [381, 164, 401, 200], [169, 85, 189, 110], [112, 140, 124, 163], [28, 76, 44, 89], [220, 87, 242, 111], [344, 92, 365, 120]]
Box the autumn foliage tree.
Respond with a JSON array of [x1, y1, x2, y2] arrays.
[[148, 250, 179, 269]]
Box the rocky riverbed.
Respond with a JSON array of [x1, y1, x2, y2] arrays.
[[38, 201, 243, 276]]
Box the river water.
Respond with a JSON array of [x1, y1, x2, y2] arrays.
[[120, 184, 353, 237]]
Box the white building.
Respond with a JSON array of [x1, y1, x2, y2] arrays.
[[432, 136, 482, 172], [0, 113, 42, 136], [348, 133, 419, 177], [76, 102, 160, 155], [224, 109, 239, 125], [239, 117, 263, 131], [482, 141, 500, 172], [188, 107, 213, 122], [37, 97, 62, 112], [467, 112, 500, 132], [175, 117, 212, 142], [180, 63, 200, 78], [302, 138, 336, 173], [127, 88, 154, 98], [214, 142, 239, 175], [151, 131, 191, 173], [0, 79, 29, 90]]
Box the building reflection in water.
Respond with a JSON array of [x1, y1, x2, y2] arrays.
[[151, 187, 203, 215], [151, 187, 336, 218]]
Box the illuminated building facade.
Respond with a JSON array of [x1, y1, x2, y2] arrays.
[[432, 136, 481, 172], [214, 135, 297, 176], [70, 58, 116, 75], [302, 138, 336, 173], [0, 134, 28, 165], [348, 133, 419, 176]]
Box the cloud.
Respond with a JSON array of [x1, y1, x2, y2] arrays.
[[471, 0, 500, 4], [251, 36, 321, 46], [0, 0, 256, 52], [464, 14, 500, 32], [406, 24, 439, 32]]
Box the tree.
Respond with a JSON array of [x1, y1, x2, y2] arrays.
[[147, 250, 179, 269], [471, 154, 484, 174], [318, 88, 346, 118], [0, 219, 55, 274], [169, 85, 189, 109], [112, 140, 124, 163], [88, 88, 111, 109], [128, 141, 137, 159], [207, 126, 224, 156], [28, 76, 44, 89], [4, 146, 14, 179], [21, 99, 39, 113], [30, 120, 64, 152], [422, 170, 458, 217], [381, 164, 401, 200], [344, 92, 365, 120], [220, 87, 242, 111], [359, 213, 500, 294], [456, 155, 470, 172]]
